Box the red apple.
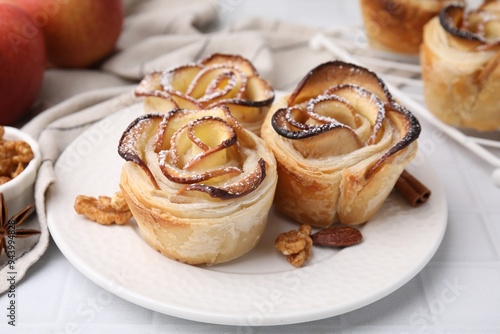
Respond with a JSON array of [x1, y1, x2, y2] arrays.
[[0, 3, 46, 125], [10, 0, 124, 68]]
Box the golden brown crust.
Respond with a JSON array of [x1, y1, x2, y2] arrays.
[[420, 1, 500, 131], [360, 0, 464, 54], [119, 173, 271, 265], [261, 61, 420, 227]]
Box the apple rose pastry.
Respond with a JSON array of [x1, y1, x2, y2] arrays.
[[421, 1, 500, 131], [261, 61, 421, 227], [118, 106, 277, 265], [135, 53, 274, 135], [360, 0, 464, 54]]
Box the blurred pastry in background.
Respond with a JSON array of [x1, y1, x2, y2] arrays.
[[421, 0, 500, 131], [360, 0, 464, 54]]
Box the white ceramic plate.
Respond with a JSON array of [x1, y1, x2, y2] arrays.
[[46, 103, 447, 326]]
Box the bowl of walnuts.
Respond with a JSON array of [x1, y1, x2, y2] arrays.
[[0, 126, 41, 216]]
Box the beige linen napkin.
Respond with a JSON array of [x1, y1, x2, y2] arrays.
[[1, 0, 337, 293]]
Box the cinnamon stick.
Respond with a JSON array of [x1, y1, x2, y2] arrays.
[[394, 170, 431, 207]]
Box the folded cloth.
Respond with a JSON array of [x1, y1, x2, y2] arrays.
[[1, 0, 337, 293]]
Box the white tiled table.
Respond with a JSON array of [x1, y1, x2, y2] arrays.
[[2, 1, 500, 333]]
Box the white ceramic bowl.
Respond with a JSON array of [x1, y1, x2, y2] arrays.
[[0, 127, 42, 217]]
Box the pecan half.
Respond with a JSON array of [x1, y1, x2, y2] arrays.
[[311, 226, 362, 247]]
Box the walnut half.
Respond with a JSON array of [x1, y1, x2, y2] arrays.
[[74, 192, 132, 225], [275, 224, 312, 267]]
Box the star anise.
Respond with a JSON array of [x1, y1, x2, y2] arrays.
[[0, 192, 40, 257]]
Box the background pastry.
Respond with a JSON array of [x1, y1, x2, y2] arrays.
[[118, 106, 278, 265], [261, 61, 420, 227], [421, 0, 500, 131], [360, 0, 464, 54], [135, 53, 275, 135]]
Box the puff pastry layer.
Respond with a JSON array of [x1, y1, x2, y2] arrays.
[[261, 61, 420, 227], [119, 106, 277, 265]]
